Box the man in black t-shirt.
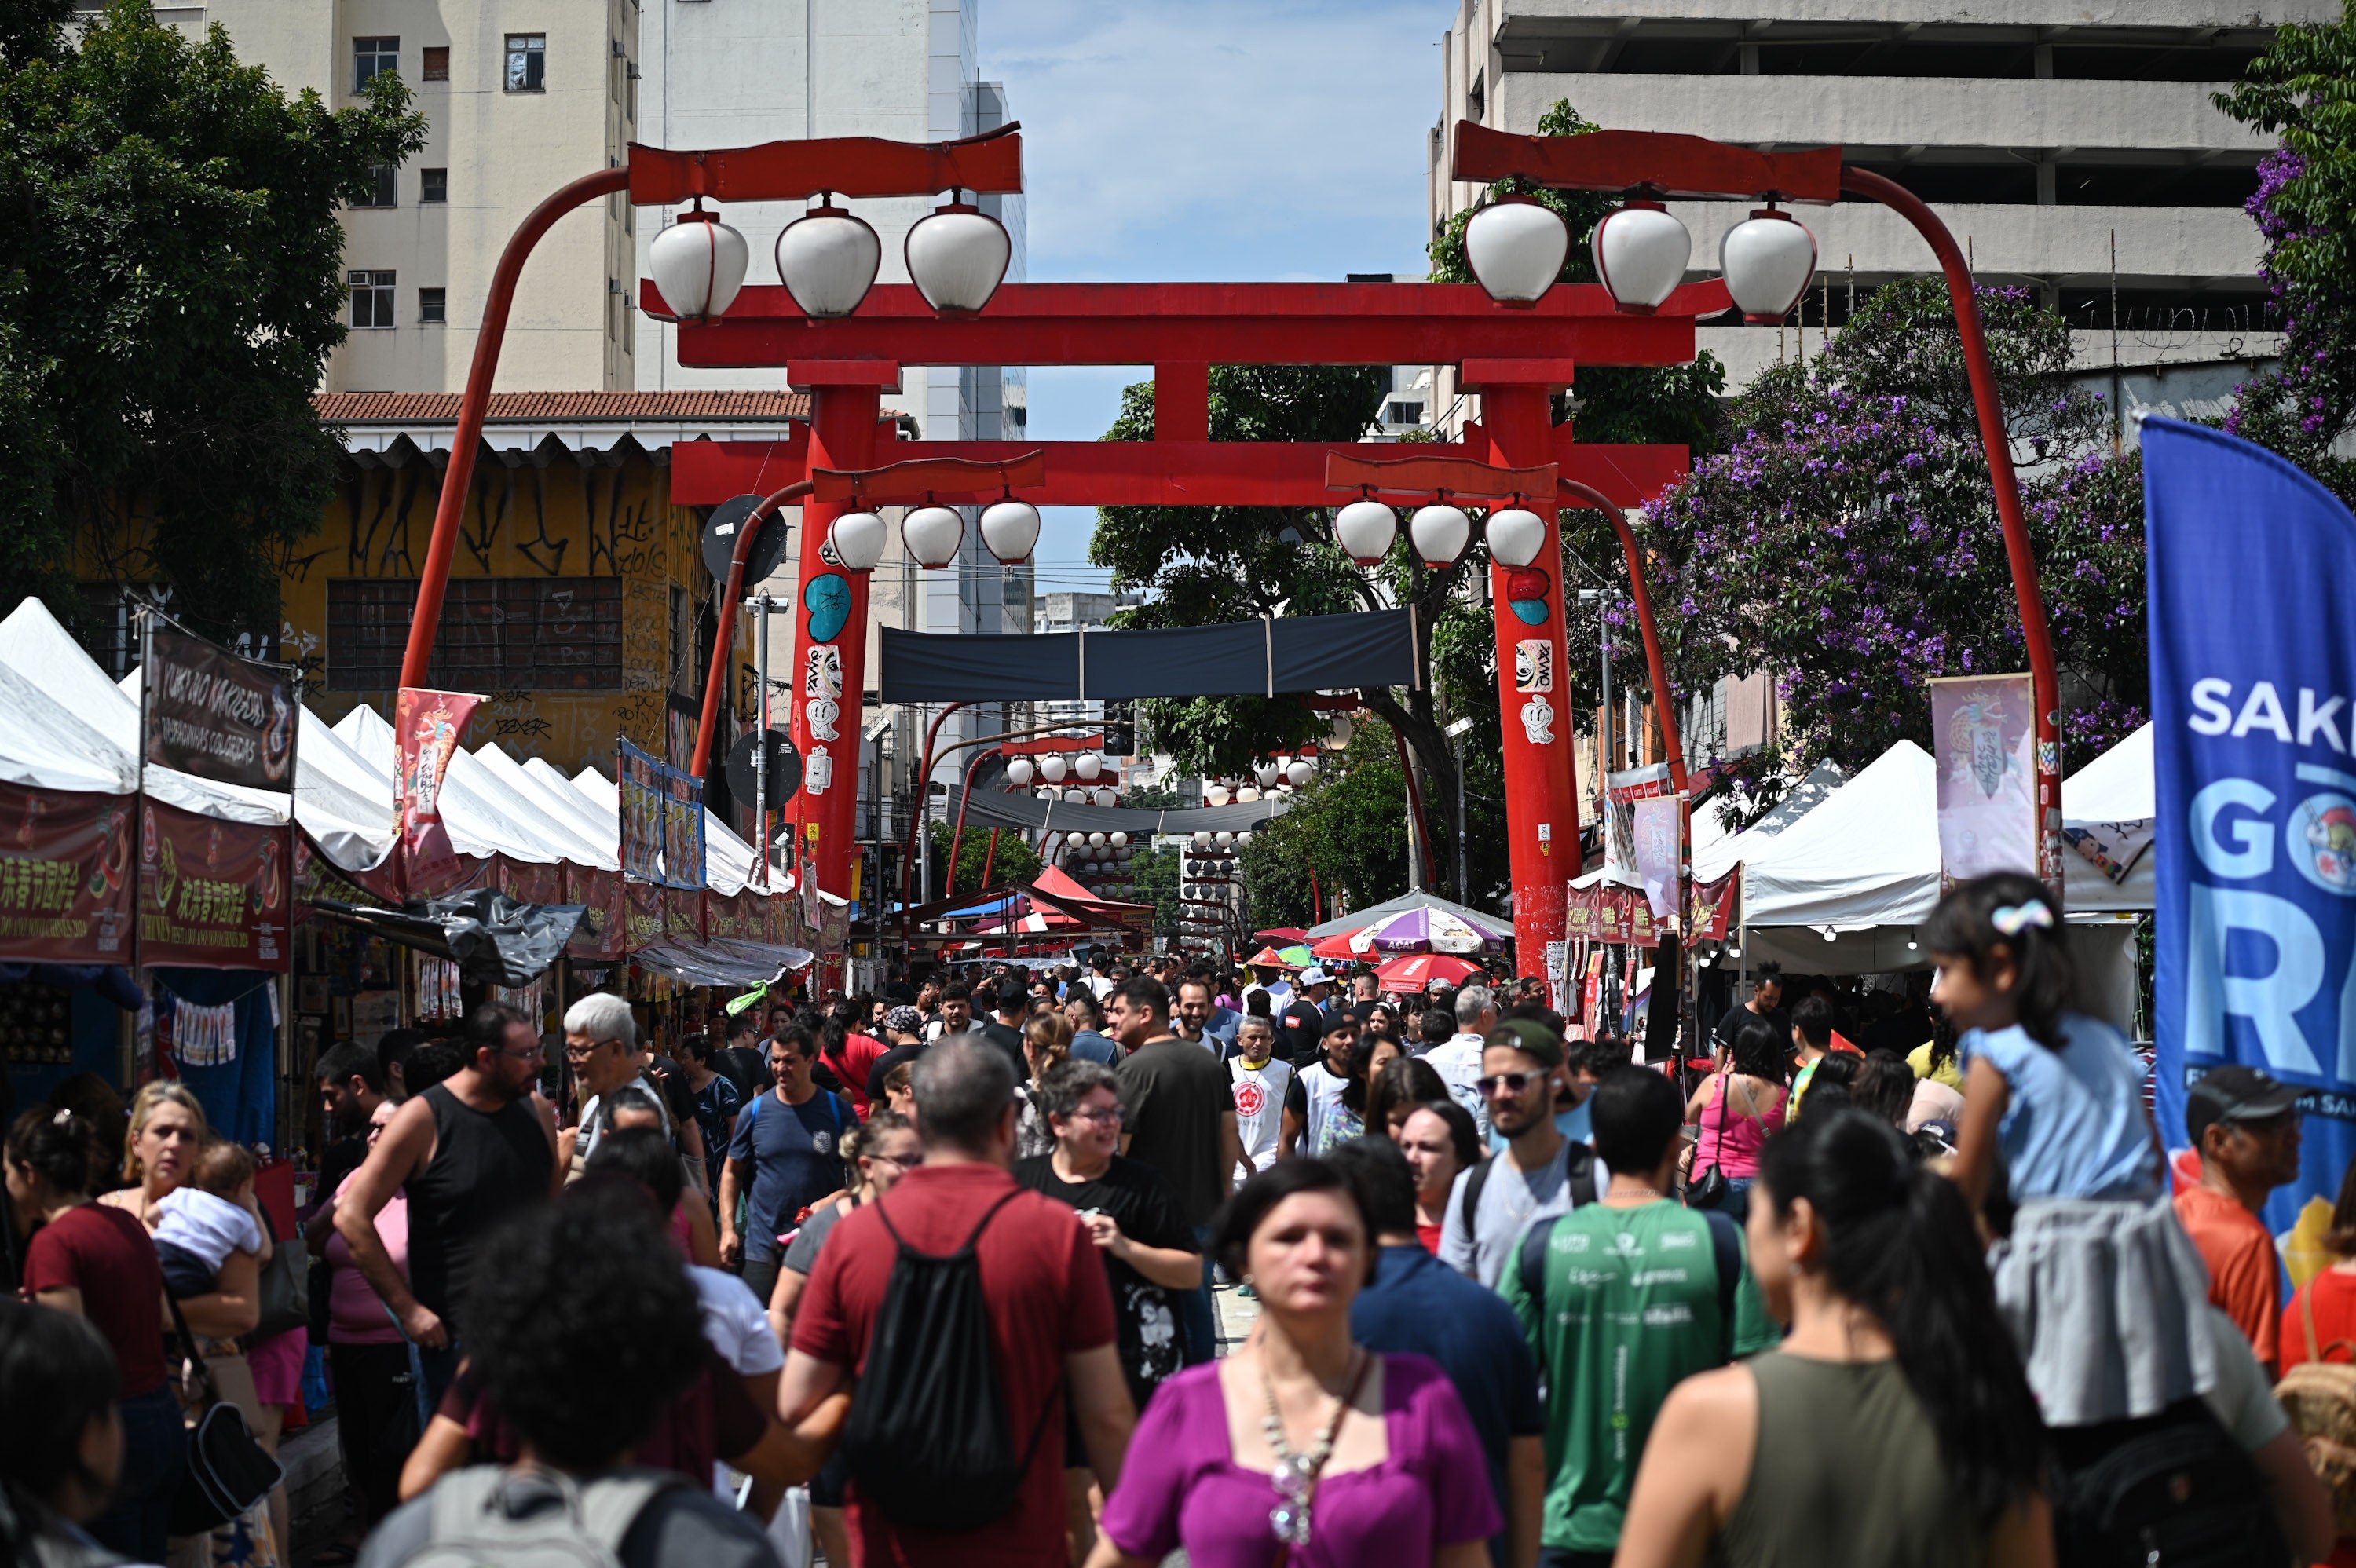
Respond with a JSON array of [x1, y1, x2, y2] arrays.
[[1015, 1060, 1200, 1412], [711, 1011, 767, 1103], [1710, 965, 1787, 1059], [1110, 975, 1239, 1367], [979, 983, 1032, 1080]]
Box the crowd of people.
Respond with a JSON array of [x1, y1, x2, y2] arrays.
[[4, 870, 2351, 1567]]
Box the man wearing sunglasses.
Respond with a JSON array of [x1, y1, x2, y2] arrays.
[[1439, 1018, 1602, 1290]]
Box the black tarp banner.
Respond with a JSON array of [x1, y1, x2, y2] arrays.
[[142, 621, 298, 790], [878, 609, 1418, 704]]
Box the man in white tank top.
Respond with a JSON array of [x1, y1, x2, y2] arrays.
[[1227, 1015, 1293, 1183]]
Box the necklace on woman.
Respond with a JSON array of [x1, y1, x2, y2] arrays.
[[1260, 1347, 1368, 1546]]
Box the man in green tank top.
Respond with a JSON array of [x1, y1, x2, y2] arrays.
[[1502, 1066, 1778, 1564]]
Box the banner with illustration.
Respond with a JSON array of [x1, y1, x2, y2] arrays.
[[620, 738, 705, 889], [396, 688, 481, 894], [139, 799, 289, 970], [1633, 795, 1683, 922], [0, 783, 135, 963], [1601, 762, 1675, 887], [1687, 864, 1742, 941], [2147, 417, 2356, 1259], [1929, 673, 2039, 890], [142, 620, 300, 791]]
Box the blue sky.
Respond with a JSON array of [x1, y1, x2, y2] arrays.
[[978, 0, 1443, 589]]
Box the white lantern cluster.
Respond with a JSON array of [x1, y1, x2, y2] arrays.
[[649, 188, 1012, 326], [1464, 187, 1819, 330], [829, 495, 1042, 572]]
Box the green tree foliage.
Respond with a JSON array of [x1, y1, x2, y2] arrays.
[[2214, 6, 2356, 503], [1637, 276, 2148, 776], [926, 819, 1041, 898], [1239, 719, 1415, 930], [0, 2, 425, 643]]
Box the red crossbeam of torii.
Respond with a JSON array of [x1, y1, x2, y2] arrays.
[[671, 278, 1726, 969]]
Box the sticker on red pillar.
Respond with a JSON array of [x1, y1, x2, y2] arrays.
[[1514, 640, 1553, 693], [805, 645, 842, 698], [1505, 566, 1553, 627], [804, 747, 833, 795], [805, 574, 851, 643], [1520, 696, 1557, 745], [806, 698, 840, 741], [1537, 822, 1553, 857]]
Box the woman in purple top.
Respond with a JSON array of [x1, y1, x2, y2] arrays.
[[1090, 1159, 1498, 1568]]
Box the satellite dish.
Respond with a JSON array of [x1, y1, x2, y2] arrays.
[[725, 726, 803, 809], [702, 495, 790, 587]]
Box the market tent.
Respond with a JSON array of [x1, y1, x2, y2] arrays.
[[1304, 889, 1507, 941], [1744, 742, 1938, 931], [2062, 723, 2156, 915]]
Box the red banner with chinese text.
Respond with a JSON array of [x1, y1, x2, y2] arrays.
[[0, 783, 134, 963], [140, 799, 290, 970], [1687, 865, 1742, 942], [664, 886, 706, 943], [624, 881, 665, 952], [396, 688, 481, 894], [565, 867, 624, 959]]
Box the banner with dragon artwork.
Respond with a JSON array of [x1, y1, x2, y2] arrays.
[[1930, 674, 2039, 890], [0, 784, 135, 963], [139, 800, 290, 970]]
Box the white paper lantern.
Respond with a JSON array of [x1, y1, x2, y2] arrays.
[[1253, 762, 1279, 788], [774, 204, 880, 319], [1074, 753, 1103, 781], [1207, 785, 1232, 806], [1216, 832, 1235, 847], [1484, 507, 1548, 569], [1109, 832, 1130, 849], [1088, 832, 1109, 849], [1286, 759, 1314, 788], [828, 510, 888, 572], [1036, 787, 1057, 802], [1328, 715, 1354, 747], [1238, 831, 1255, 846], [1191, 831, 1213, 850], [1092, 787, 1118, 808], [1039, 755, 1069, 784], [1114, 842, 1132, 860], [1063, 788, 1087, 803], [978, 499, 1041, 565], [1333, 499, 1399, 566], [648, 205, 748, 322], [1236, 786, 1260, 803], [1590, 200, 1692, 315], [1005, 757, 1035, 787], [902, 504, 964, 568], [904, 202, 1012, 314], [1464, 198, 1569, 306], [1721, 207, 1820, 326], [1409, 504, 1472, 568]]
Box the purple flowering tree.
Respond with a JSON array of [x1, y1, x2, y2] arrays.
[[2215, 9, 2356, 506], [1630, 276, 2148, 783]]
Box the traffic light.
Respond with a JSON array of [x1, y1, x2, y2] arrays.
[[1102, 701, 1135, 759]]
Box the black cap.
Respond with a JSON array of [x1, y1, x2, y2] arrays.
[[2186, 1064, 2301, 1145]]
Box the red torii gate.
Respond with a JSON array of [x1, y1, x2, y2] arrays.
[[666, 275, 1725, 969], [396, 127, 1725, 971]]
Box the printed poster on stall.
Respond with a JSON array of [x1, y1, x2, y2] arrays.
[[1633, 795, 1683, 922], [619, 738, 706, 890], [396, 688, 481, 894], [138, 799, 289, 970], [1929, 673, 2038, 889], [142, 620, 299, 790], [0, 781, 134, 962]]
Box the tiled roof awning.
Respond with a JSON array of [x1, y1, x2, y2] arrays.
[[314, 389, 810, 462]]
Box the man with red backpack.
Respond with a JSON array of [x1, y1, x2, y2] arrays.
[[776, 1036, 1136, 1565]]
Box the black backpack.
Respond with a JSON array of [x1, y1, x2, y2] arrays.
[[1457, 1140, 1598, 1236], [2055, 1400, 2290, 1566], [840, 1188, 1059, 1532]]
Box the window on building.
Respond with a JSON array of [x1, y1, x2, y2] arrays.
[[327, 577, 626, 690], [421, 46, 449, 81], [1385, 401, 1421, 425], [420, 167, 448, 203], [356, 164, 397, 208], [349, 270, 396, 328], [505, 35, 545, 91], [419, 287, 446, 323], [353, 37, 398, 91]]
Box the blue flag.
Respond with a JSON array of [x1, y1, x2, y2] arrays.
[[2148, 417, 2356, 1241]]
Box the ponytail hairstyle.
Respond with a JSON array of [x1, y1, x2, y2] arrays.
[[1757, 1109, 2045, 1530], [5, 1108, 93, 1199], [1923, 872, 2073, 1051]]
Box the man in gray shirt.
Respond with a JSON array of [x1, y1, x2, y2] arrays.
[[1439, 1018, 1604, 1290]]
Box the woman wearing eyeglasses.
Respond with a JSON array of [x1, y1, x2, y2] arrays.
[[1019, 1060, 1201, 1566], [766, 1107, 920, 1568]]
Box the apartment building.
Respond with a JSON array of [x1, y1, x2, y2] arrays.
[[1429, 0, 2326, 398], [173, 2, 640, 394]]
